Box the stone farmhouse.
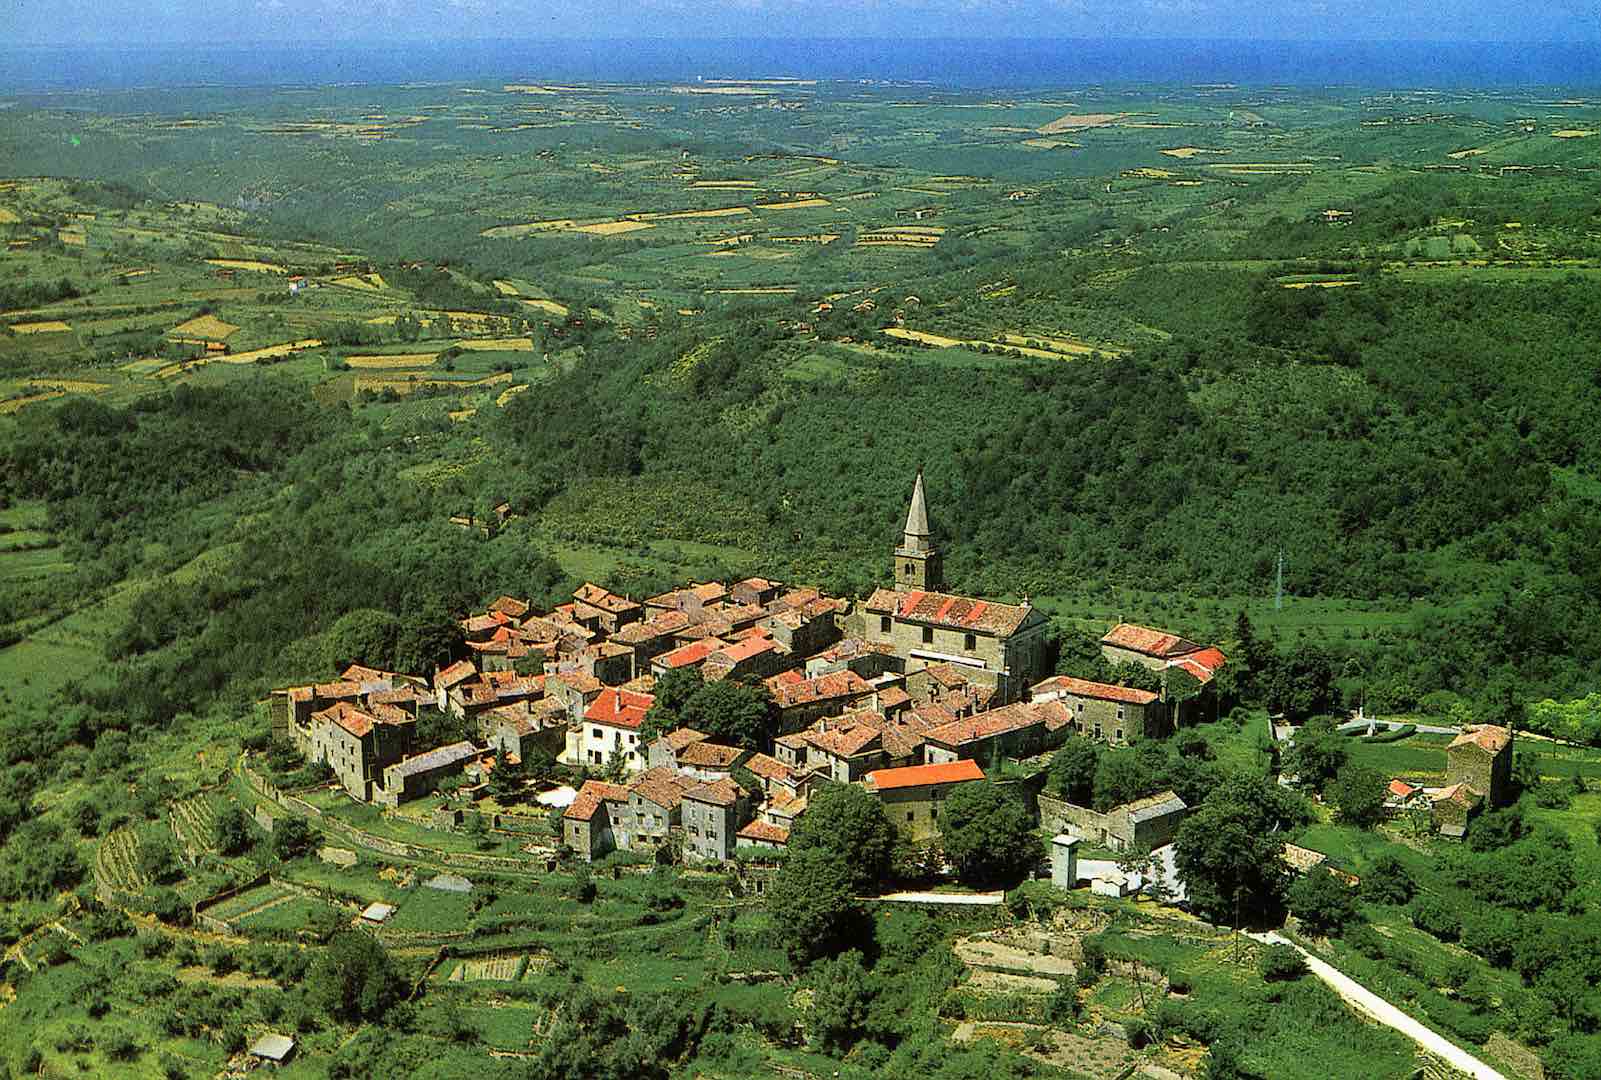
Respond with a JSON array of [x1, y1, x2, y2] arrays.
[[863, 759, 985, 841], [1100, 622, 1228, 722], [1042, 789, 1188, 853], [1030, 675, 1167, 747]]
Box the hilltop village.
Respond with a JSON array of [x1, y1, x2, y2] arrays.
[[269, 470, 1522, 906], [271, 474, 1241, 869]]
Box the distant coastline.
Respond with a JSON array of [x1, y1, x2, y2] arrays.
[[3, 37, 1599, 94]]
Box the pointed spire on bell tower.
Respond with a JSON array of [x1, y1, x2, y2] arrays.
[[894, 468, 942, 592]]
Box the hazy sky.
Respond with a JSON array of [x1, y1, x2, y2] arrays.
[[10, 0, 1598, 46]]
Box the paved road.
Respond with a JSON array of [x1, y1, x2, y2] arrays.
[[1248, 932, 1507, 1080]]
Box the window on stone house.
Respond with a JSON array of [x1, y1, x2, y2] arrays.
[[965, 632, 976, 651], [922, 626, 933, 645], [1115, 728, 1123, 742], [1116, 705, 1126, 721], [880, 616, 891, 633], [907, 811, 914, 822]]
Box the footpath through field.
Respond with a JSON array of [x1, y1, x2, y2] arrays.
[[870, 891, 1004, 906], [1247, 931, 1508, 1080]]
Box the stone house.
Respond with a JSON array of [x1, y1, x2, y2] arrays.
[[626, 767, 698, 847], [650, 637, 727, 678], [764, 669, 875, 733], [682, 778, 748, 863], [572, 582, 643, 636], [735, 819, 790, 851], [374, 740, 479, 808], [921, 700, 1070, 766], [563, 780, 632, 861], [742, 752, 802, 800], [701, 635, 788, 683], [801, 720, 885, 782], [731, 577, 783, 607], [1041, 789, 1188, 853], [1445, 725, 1513, 807], [548, 670, 605, 725], [610, 611, 692, 677], [863, 759, 984, 841], [433, 659, 478, 712], [1099, 623, 1227, 721], [647, 727, 712, 771], [674, 740, 747, 782], [579, 687, 655, 772], [1430, 783, 1481, 838], [804, 637, 901, 681], [762, 601, 840, 658], [306, 702, 414, 801], [1030, 675, 1167, 746]]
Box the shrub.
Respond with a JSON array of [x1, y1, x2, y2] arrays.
[[1410, 895, 1461, 941], [1341, 923, 1387, 960], [1259, 944, 1307, 982], [1359, 854, 1414, 906], [1124, 1016, 1152, 1048], [1044, 981, 1080, 1023], [1165, 970, 1192, 995]]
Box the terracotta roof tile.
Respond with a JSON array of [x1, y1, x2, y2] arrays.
[[574, 582, 642, 615], [630, 767, 697, 809], [316, 701, 378, 739], [656, 728, 711, 752], [806, 723, 881, 758], [436, 660, 478, 690], [584, 688, 655, 730], [736, 820, 790, 844], [658, 638, 726, 669], [865, 587, 1035, 635], [865, 759, 984, 791], [684, 777, 742, 807], [743, 753, 792, 782], [1032, 675, 1160, 706], [489, 596, 531, 619], [924, 702, 1047, 747], [764, 669, 872, 708], [1101, 623, 1201, 658], [677, 742, 745, 768], [1448, 725, 1511, 755], [565, 779, 631, 821]]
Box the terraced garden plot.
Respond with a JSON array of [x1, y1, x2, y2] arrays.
[[96, 826, 150, 894], [169, 794, 220, 857], [204, 882, 296, 924], [234, 894, 338, 932], [445, 953, 535, 982]]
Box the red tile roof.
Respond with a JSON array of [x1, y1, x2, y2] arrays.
[[925, 702, 1047, 747], [877, 686, 912, 709], [684, 777, 742, 807], [435, 660, 477, 690], [807, 723, 881, 758], [736, 820, 790, 844], [864, 588, 1035, 635], [565, 780, 631, 821], [678, 742, 745, 768], [1449, 725, 1511, 755], [316, 701, 378, 739], [630, 767, 697, 809], [314, 681, 363, 699], [658, 638, 726, 669], [765, 669, 872, 708], [584, 687, 655, 730], [866, 759, 984, 792], [655, 728, 711, 752], [489, 596, 531, 619], [1101, 623, 1201, 658], [287, 686, 313, 702], [1388, 778, 1418, 798], [1032, 675, 1160, 706], [574, 582, 641, 615], [743, 752, 793, 782]]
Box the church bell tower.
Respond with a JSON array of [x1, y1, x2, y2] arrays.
[[894, 469, 943, 592]]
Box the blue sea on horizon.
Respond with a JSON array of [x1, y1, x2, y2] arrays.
[[2, 38, 1599, 95]]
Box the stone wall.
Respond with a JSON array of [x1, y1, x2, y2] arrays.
[[1038, 793, 1112, 843]]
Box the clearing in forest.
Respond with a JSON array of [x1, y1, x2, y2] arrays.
[[1160, 146, 1230, 158], [629, 207, 751, 222], [1552, 130, 1596, 138], [333, 273, 386, 290], [492, 280, 522, 296], [171, 314, 240, 340], [205, 258, 287, 273], [481, 220, 578, 238], [1282, 280, 1361, 290], [8, 320, 72, 334]]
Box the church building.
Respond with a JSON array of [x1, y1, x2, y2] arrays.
[[862, 471, 1049, 703]]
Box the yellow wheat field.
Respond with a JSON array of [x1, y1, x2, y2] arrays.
[[496, 384, 530, 407], [1552, 130, 1596, 138], [573, 220, 657, 235], [1124, 167, 1176, 179], [9, 321, 72, 334], [219, 339, 322, 365], [205, 258, 287, 273], [712, 287, 796, 295], [119, 357, 169, 374], [755, 198, 830, 211], [448, 408, 478, 422], [492, 280, 522, 296], [1282, 281, 1361, 290], [454, 337, 533, 351], [1160, 147, 1230, 159], [480, 220, 577, 238], [59, 231, 86, 246], [521, 298, 569, 316], [0, 207, 19, 224], [171, 314, 241, 340], [28, 379, 109, 394], [630, 207, 751, 222], [333, 274, 385, 291], [691, 180, 758, 189], [771, 234, 841, 244], [0, 392, 64, 414], [346, 353, 439, 368]]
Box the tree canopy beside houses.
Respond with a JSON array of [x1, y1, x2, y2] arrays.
[[937, 780, 1040, 888]]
